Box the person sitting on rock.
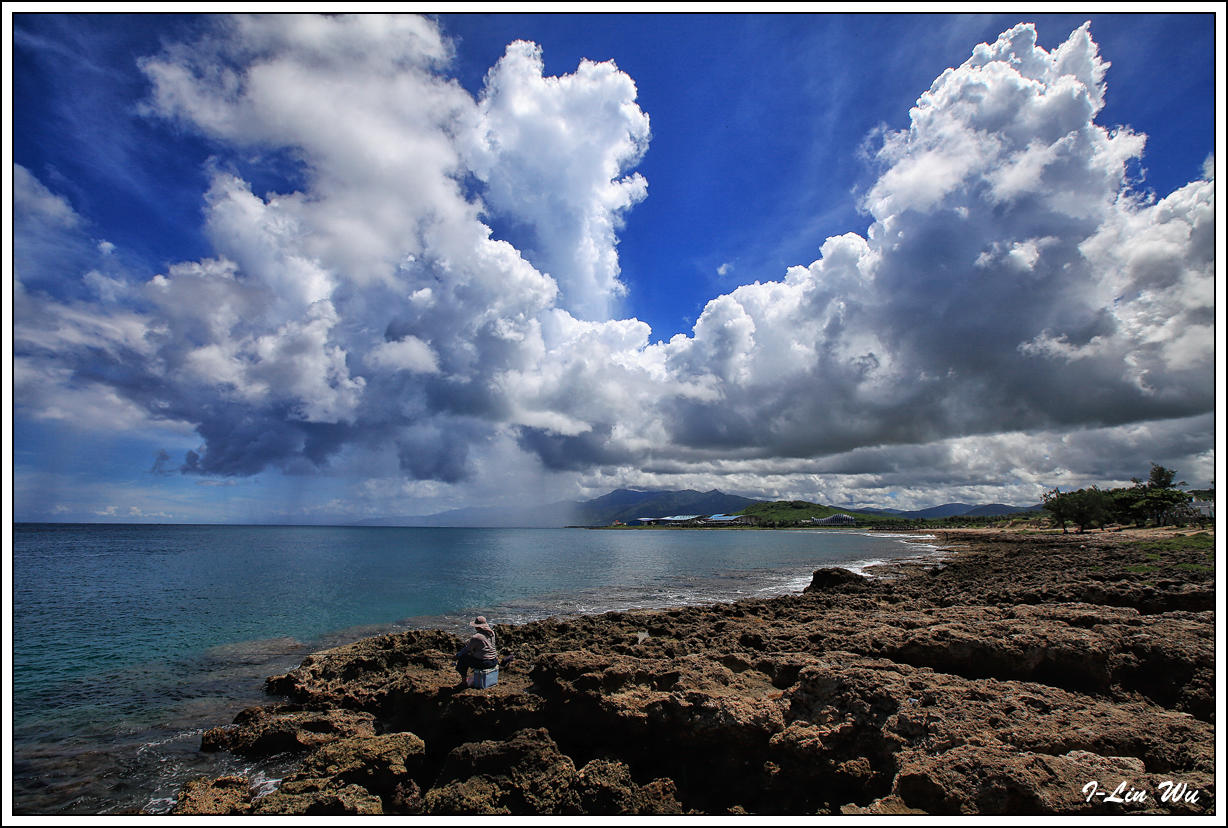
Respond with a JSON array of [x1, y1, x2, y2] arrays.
[[454, 615, 499, 687]]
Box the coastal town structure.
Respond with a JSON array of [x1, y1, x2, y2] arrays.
[[703, 514, 756, 526], [1189, 500, 1214, 519], [627, 513, 861, 528], [631, 514, 757, 527], [808, 514, 858, 526]]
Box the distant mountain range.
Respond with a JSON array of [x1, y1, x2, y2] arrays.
[[359, 489, 1039, 528], [572, 488, 761, 525], [385, 488, 760, 528], [852, 502, 1043, 520]]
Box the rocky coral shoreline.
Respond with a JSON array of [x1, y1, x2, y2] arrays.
[[168, 529, 1217, 816]]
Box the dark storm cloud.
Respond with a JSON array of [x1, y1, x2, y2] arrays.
[[515, 423, 626, 472]]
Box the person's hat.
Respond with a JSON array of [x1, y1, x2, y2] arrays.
[[470, 616, 488, 626]]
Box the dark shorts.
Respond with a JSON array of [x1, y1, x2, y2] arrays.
[[455, 650, 497, 673]]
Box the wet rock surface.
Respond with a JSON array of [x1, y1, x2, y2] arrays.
[[200, 704, 377, 756], [173, 529, 1216, 815]]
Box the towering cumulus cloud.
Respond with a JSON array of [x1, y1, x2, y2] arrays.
[[647, 22, 1213, 459], [466, 39, 651, 321], [507, 22, 1213, 495], [13, 16, 1214, 507]]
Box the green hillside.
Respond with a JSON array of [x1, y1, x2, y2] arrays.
[[737, 500, 908, 527]]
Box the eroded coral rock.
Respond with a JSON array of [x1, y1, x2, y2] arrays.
[[804, 567, 871, 593], [201, 704, 376, 756], [251, 780, 384, 815], [177, 531, 1216, 816], [576, 758, 684, 814], [423, 727, 581, 815], [171, 775, 253, 815], [894, 745, 1214, 815]]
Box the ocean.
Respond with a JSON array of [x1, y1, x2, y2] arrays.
[[9, 522, 939, 815]]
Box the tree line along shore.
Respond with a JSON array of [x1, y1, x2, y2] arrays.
[[594, 464, 1213, 533]]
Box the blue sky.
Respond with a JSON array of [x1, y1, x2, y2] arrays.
[[443, 12, 1216, 339], [7, 10, 1222, 523]]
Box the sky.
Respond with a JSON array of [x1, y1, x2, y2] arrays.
[[6, 9, 1223, 524]]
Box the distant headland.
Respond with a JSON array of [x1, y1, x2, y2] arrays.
[[359, 488, 1045, 529]]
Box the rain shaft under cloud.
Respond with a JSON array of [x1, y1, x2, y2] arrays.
[[13, 15, 1215, 512]]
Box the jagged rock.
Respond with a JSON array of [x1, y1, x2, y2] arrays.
[[1109, 613, 1215, 720], [295, 731, 425, 807], [779, 653, 1213, 768], [576, 758, 684, 814], [635, 778, 688, 814], [201, 704, 376, 756], [264, 629, 548, 746], [804, 567, 871, 592], [839, 794, 927, 815], [171, 775, 253, 814], [200, 732, 429, 815], [297, 731, 423, 779], [530, 650, 787, 761], [251, 780, 384, 815], [769, 653, 1214, 814], [423, 728, 582, 814], [894, 745, 1214, 815], [576, 759, 639, 813], [264, 628, 460, 702]]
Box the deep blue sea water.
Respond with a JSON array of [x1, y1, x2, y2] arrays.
[[10, 523, 939, 815]]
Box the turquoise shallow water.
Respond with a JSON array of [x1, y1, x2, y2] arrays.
[[11, 523, 938, 814]]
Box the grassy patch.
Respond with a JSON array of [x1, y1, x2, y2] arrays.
[[1121, 533, 1215, 577], [1130, 533, 1215, 555]]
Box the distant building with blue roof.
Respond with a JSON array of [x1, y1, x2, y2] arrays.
[[810, 514, 857, 526], [702, 514, 755, 525], [628, 513, 757, 527]]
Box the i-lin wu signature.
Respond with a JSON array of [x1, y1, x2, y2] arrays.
[[1082, 779, 1202, 806]]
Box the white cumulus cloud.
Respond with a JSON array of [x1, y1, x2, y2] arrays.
[[12, 15, 1215, 507]]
